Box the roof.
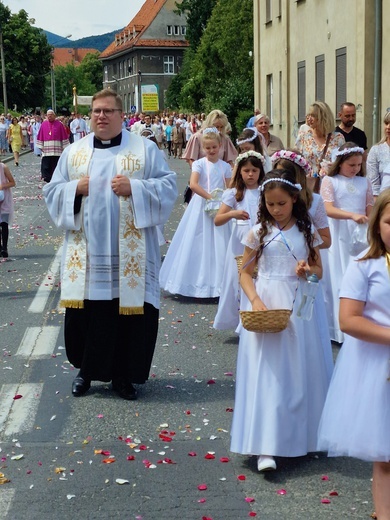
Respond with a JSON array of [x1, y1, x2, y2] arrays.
[[100, 0, 188, 59], [53, 47, 99, 67]]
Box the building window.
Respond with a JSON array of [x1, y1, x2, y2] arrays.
[[276, 0, 282, 18], [164, 56, 174, 74], [119, 61, 123, 79], [181, 26, 186, 35], [167, 25, 172, 35], [266, 73, 273, 123], [104, 66, 108, 83], [297, 60, 306, 123], [174, 25, 180, 35], [266, 0, 272, 23], [336, 47, 347, 113], [315, 54, 325, 102]]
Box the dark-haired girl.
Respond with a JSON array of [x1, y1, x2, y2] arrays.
[[230, 170, 329, 472]]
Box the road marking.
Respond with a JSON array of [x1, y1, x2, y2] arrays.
[[16, 326, 60, 358], [0, 489, 15, 518], [0, 383, 43, 435], [28, 247, 62, 314]]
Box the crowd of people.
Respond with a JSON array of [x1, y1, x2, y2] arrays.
[[1, 94, 389, 518]]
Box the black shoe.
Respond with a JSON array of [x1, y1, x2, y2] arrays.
[[1, 249, 8, 258], [72, 375, 91, 396], [112, 380, 137, 400]]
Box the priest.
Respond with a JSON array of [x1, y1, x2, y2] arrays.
[[43, 89, 177, 400]]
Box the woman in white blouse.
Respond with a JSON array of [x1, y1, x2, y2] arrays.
[[366, 111, 390, 196]]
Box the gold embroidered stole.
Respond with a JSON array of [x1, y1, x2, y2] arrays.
[[61, 132, 146, 315]]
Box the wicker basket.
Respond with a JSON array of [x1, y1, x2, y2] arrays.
[[235, 255, 258, 278], [240, 309, 291, 333]]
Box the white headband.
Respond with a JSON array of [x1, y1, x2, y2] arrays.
[[261, 178, 302, 192], [235, 150, 265, 166], [236, 127, 259, 145], [202, 127, 220, 135], [334, 146, 364, 157]]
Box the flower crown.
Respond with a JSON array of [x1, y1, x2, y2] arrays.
[[260, 178, 302, 192], [202, 127, 220, 136], [235, 150, 265, 166], [271, 150, 312, 175], [236, 127, 258, 146], [334, 146, 364, 158]]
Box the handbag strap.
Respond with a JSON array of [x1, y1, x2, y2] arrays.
[[319, 133, 331, 166]]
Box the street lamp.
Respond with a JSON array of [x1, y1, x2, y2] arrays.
[[50, 34, 72, 112]]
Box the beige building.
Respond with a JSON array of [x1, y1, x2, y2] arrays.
[[253, 0, 389, 148]]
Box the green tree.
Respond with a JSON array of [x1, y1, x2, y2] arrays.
[[174, 0, 217, 49], [0, 5, 51, 111], [168, 0, 254, 135], [79, 52, 103, 91], [53, 62, 97, 113]]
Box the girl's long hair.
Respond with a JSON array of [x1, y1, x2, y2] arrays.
[[236, 128, 265, 155], [327, 141, 365, 177], [257, 170, 317, 262], [360, 190, 390, 261], [230, 156, 265, 202]]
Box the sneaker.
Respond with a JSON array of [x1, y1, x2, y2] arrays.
[[257, 455, 276, 472]]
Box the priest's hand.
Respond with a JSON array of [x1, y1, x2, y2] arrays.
[[76, 176, 90, 196], [112, 175, 132, 197]]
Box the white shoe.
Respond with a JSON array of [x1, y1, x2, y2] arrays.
[[257, 455, 276, 472]]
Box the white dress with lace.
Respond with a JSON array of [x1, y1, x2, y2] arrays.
[[320, 174, 374, 342], [230, 223, 329, 457], [213, 187, 259, 330], [366, 141, 390, 195]]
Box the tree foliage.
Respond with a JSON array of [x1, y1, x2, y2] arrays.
[[0, 4, 52, 111], [52, 55, 102, 114], [168, 0, 254, 135], [174, 0, 217, 50]]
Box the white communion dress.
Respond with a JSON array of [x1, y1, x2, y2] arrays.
[[213, 187, 259, 330], [318, 254, 390, 462], [159, 157, 232, 298], [320, 174, 374, 343], [230, 223, 329, 457]]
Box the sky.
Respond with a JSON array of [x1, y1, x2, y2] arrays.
[[2, 0, 147, 40]]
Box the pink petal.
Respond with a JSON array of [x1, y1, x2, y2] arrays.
[[188, 451, 197, 457], [321, 475, 329, 481], [321, 498, 331, 504], [219, 457, 230, 463], [198, 498, 206, 503], [198, 484, 208, 490], [245, 497, 255, 503], [277, 489, 287, 495]]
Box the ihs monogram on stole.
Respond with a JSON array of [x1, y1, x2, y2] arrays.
[[121, 153, 141, 176], [70, 148, 90, 173]]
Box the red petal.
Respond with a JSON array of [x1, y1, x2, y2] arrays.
[[207, 380, 216, 384], [101, 450, 110, 456], [329, 491, 339, 496], [159, 434, 172, 442], [202, 517, 213, 520], [237, 475, 246, 480], [219, 457, 230, 463], [127, 455, 135, 461], [204, 453, 215, 460], [139, 444, 147, 450], [198, 498, 206, 503], [13, 395, 23, 400], [321, 475, 329, 481], [226, 408, 234, 412], [188, 451, 197, 457], [198, 484, 208, 490], [321, 498, 331, 504]]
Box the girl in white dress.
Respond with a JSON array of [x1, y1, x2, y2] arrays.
[[213, 151, 265, 330], [230, 170, 329, 472], [320, 143, 374, 342], [272, 150, 333, 380], [159, 128, 232, 297], [318, 189, 390, 519]]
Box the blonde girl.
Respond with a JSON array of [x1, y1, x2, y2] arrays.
[[160, 129, 232, 297]]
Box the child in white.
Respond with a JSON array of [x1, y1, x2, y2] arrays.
[[272, 150, 333, 381], [0, 163, 15, 258], [213, 151, 265, 330], [320, 142, 374, 342], [318, 189, 390, 518], [159, 128, 232, 297], [230, 170, 329, 472]]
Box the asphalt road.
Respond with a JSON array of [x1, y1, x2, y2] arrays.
[[0, 149, 374, 519]]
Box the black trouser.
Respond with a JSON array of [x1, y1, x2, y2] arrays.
[[41, 156, 60, 182]]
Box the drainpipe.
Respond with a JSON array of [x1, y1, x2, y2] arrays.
[[372, 0, 382, 144]]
